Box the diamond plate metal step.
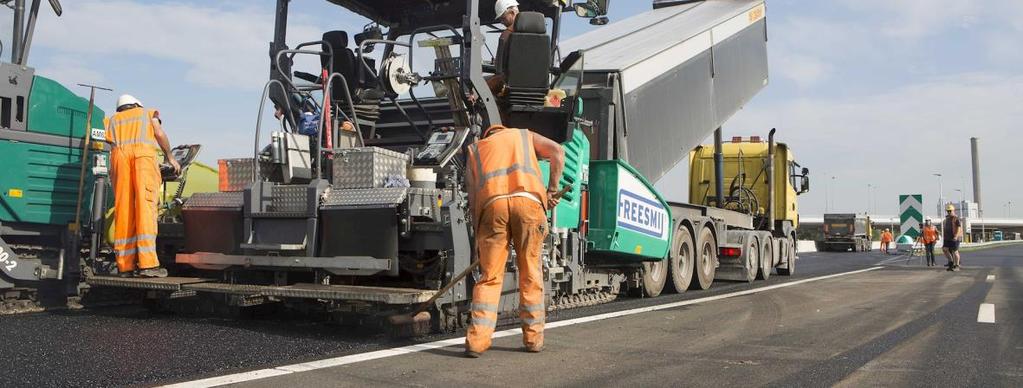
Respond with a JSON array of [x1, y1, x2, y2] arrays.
[[182, 282, 437, 304], [86, 276, 216, 291]]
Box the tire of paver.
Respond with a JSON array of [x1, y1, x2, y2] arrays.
[[642, 259, 668, 297]]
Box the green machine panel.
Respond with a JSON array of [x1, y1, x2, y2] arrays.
[[0, 75, 107, 227], [0, 141, 98, 226], [27, 76, 105, 138], [539, 128, 589, 229], [587, 160, 671, 261]]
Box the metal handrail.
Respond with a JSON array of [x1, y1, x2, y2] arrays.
[[320, 72, 366, 171], [252, 79, 295, 181]]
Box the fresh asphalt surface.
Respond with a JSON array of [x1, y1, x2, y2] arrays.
[[1, 245, 1020, 387]]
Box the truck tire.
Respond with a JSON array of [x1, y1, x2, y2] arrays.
[[852, 242, 859, 252], [778, 236, 796, 276], [757, 237, 772, 280], [642, 260, 667, 297], [691, 227, 716, 290], [743, 236, 758, 283], [667, 226, 694, 293]]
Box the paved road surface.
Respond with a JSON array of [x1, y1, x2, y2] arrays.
[[1, 245, 1020, 387]]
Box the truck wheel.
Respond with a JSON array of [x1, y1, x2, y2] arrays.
[[691, 227, 716, 290], [757, 237, 772, 280], [642, 260, 667, 297], [743, 236, 758, 283], [667, 226, 694, 293], [852, 243, 859, 252], [778, 236, 796, 276]]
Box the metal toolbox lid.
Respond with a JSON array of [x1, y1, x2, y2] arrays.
[[320, 187, 409, 209]]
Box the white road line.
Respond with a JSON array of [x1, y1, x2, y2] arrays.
[[160, 266, 884, 388], [978, 303, 996, 323], [986, 274, 996, 282]]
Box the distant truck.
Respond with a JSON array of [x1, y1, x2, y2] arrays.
[[817, 214, 872, 252]]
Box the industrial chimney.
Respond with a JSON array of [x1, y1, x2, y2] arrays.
[[971, 137, 981, 208]]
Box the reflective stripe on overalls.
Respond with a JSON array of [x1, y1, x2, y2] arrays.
[[465, 126, 548, 354], [109, 107, 162, 272]]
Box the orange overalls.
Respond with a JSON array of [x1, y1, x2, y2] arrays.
[[465, 126, 548, 353], [105, 107, 162, 273], [880, 231, 893, 253]]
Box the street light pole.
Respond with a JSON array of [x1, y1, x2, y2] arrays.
[[867, 184, 872, 215], [824, 173, 829, 213], [830, 176, 836, 212]]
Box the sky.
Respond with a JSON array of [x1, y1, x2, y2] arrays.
[[5, 0, 1022, 218]]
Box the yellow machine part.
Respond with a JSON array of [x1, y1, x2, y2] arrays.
[[688, 141, 800, 228], [104, 161, 219, 245]]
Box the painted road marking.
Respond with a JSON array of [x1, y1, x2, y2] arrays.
[[161, 266, 884, 388], [986, 274, 996, 282], [978, 303, 996, 323]]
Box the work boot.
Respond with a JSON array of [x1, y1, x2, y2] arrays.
[[464, 349, 481, 358], [137, 267, 168, 278], [524, 344, 543, 353]]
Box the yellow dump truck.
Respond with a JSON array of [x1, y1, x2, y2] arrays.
[[689, 130, 809, 263]]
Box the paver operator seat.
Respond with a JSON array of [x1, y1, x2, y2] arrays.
[[498, 11, 551, 107]]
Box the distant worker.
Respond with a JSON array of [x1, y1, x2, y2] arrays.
[[943, 204, 963, 271], [880, 228, 893, 255], [917, 219, 940, 266], [105, 95, 179, 278], [464, 124, 565, 358]]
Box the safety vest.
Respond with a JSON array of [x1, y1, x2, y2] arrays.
[[881, 231, 893, 243], [466, 126, 546, 220], [106, 107, 160, 155], [921, 226, 938, 244]]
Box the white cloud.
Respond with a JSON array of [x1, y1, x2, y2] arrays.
[[32, 0, 350, 90], [727, 72, 1023, 217], [838, 0, 982, 39], [772, 53, 834, 88], [34, 55, 107, 86]]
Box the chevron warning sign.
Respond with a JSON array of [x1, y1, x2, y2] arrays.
[[899, 194, 923, 238]]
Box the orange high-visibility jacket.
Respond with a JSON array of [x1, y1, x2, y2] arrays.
[[920, 226, 938, 244], [881, 231, 893, 243], [105, 107, 160, 155], [466, 126, 547, 223]]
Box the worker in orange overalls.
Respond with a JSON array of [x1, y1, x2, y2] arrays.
[[105, 95, 179, 277], [880, 228, 893, 255], [464, 125, 564, 358], [917, 219, 940, 266]]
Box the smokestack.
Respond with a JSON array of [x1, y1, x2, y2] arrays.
[[971, 137, 981, 208]]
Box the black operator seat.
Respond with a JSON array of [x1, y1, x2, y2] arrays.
[[321, 30, 358, 100], [501, 11, 551, 106], [321, 31, 383, 137]]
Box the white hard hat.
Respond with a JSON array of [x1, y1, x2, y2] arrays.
[[116, 94, 143, 108], [495, 0, 519, 18]]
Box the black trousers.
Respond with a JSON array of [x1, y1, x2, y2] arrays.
[[925, 243, 936, 265]]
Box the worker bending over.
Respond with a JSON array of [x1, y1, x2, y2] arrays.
[[464, 125, 564, 358], [105, 95, 179, 278]]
